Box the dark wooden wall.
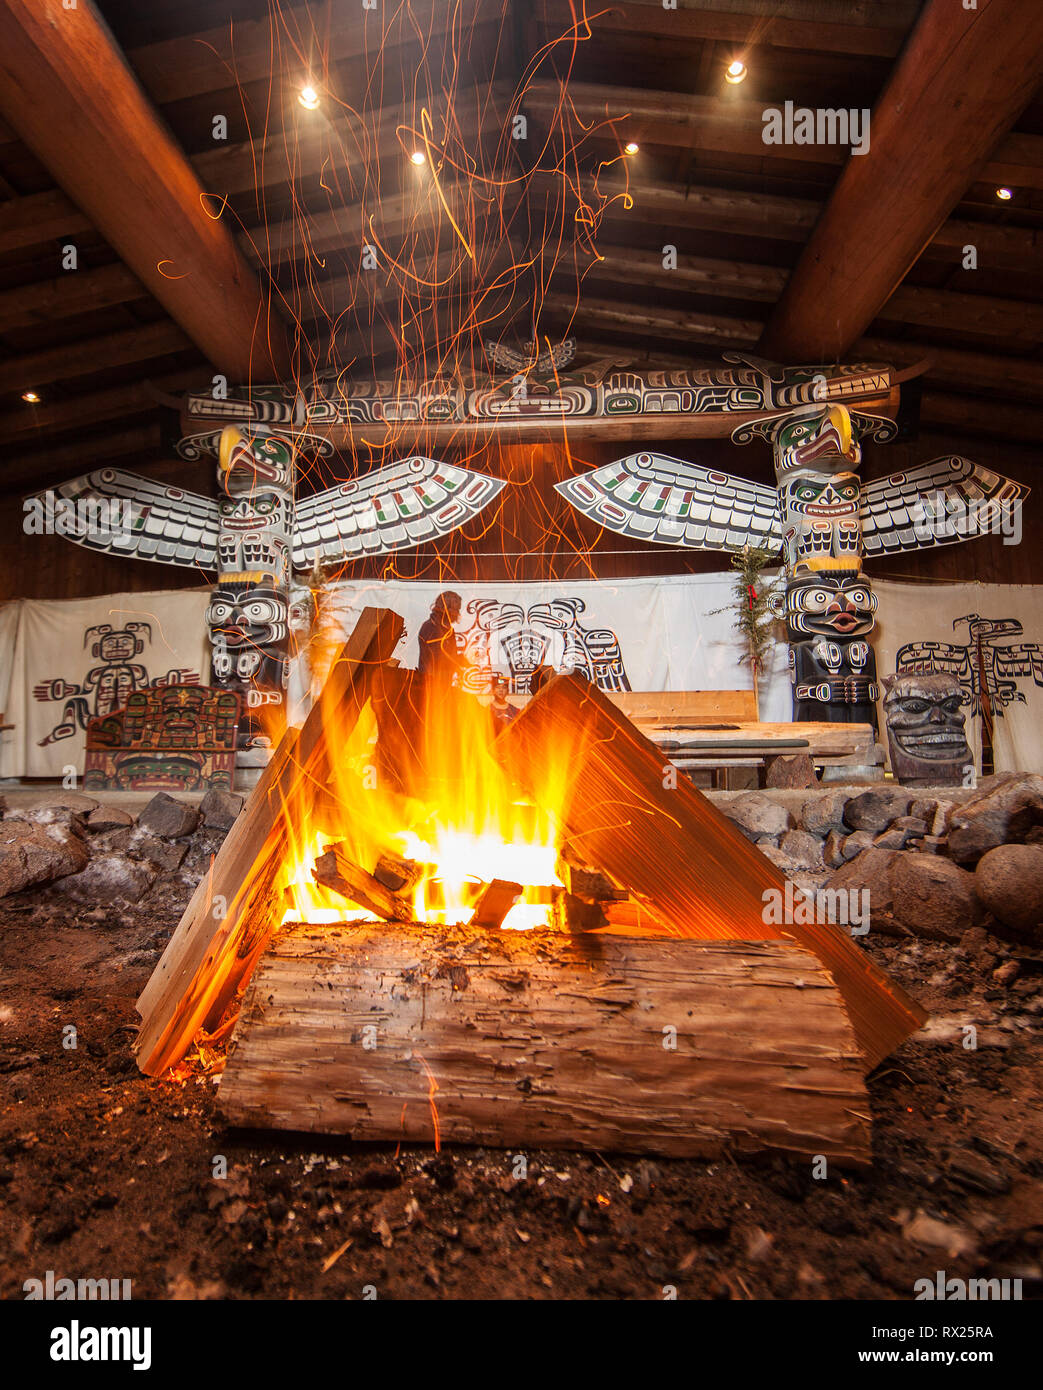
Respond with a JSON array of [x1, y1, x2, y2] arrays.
[[1, 430, 1040, 602]]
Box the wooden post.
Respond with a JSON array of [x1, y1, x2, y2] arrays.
[[495, 673, 926, 1071], [218, 921, 873, 1165], [134, 607, 404, 1076]]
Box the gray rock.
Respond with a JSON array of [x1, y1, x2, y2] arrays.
[[137, 792, 199, 840], [843, 787, 913, 832], [764, 753, 818, 789], [57, 854, 157, 904], [890, 855, 980, 942], [875, 816, 928, 850], [948, 773, 1043, 864], [910, 797, 938, 825], [722, 792, 792, 841], [0, 820, 89, 897], [800, 789, 850, 836], [86, 806, 134, 833], [5, 803, 88, 832], [779, 829, 825, 868], [974, 844, 1043, 940], [823, 847, 902, 935], [131, 832, 188, 874], [823, 829, 847, 868], [199, 786, 243, 831], [841, 829, 876, 860]]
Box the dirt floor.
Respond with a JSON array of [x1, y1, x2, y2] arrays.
[[0, 889, 1040, 1301]]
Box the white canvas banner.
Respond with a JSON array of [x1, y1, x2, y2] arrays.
[[318, 573, 793, 720], [873, 578, 1043, 775], [2, 589, 212, 779]]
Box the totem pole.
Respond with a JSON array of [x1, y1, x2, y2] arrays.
[[555, 360, 1028, 727], [771, 404, 880, 727], [206, 427, 296, 758]]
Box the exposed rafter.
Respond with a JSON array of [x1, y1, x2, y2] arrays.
[[759, 0, 1043, 361], [0, 0, 290, 379]]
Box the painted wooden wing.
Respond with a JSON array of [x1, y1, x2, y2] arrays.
[[860, 456, 1029, 556], [292, 456, 505, 566], [34, 468, 221, 568], [555, 451, 782, 552]]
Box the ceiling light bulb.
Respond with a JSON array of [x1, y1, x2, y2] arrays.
[[410, 150, 427, 165], [298, 85, 320, 110], [725, 59, 748, 84], [996, 186, 1013, 201], [22, 390, 40, 403], [624, 141, 639, 155]]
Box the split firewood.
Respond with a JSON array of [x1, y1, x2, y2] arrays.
[[553, 890, 607, 932], [469, 878, 523, 928], [314, 845, 413, 923], [557, 857, 628, 903], [373, 853, 423, 895]]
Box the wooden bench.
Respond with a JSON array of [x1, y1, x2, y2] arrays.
[[507, 690, 875, 789]]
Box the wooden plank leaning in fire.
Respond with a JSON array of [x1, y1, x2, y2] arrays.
[[134, 606, 405, 1076], [494, 671, 927, 1073], [470, 878, 524, 929], [314, 844, 413, 922]]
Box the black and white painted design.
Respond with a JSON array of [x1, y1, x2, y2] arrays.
[[455, 598, 631, 694], [896, 615, 1043, 719]]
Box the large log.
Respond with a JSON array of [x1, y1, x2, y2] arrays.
[[219, 921, 873, 1165], [134, 607, 404, 1076], [495, 673, 925, 1071]]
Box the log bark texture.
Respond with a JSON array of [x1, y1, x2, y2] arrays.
[[219, 921, 872, 1165], [495, 673, 926, 1070]]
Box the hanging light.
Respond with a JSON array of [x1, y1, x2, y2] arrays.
[[725, 59, 748, 85], [624, 141, 640, 155], [996, 186, 1013, 201], [298, 84, 320, 110], [410, 150, 427, 165], [22, 390, 40, 403]]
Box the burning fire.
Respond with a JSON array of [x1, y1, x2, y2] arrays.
[[280, 668, 566, 930]]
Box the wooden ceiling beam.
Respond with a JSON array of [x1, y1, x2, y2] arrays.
[[858, 337, 1043, 404], [533, 0, 914, 58], [0, 263, 145, 334], [920, 391, 1043, 445], [0, 321, 193, 396], [0, 368, 205, 446], [758, 0, 1043, 361], [0, 0, 290, 380], [524, 82, 1043, 192], [127, 0, 481, 106], [541, 291, 761, 348], [0, 187, 91, 256], [2, 423, 164, 495]]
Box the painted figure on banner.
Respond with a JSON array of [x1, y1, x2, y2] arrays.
[[896, 614, 1043, 719], [32, 621, 201, 747], [455, 597, 631, 695]]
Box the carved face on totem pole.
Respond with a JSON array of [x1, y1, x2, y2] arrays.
[[770, 405, 878, 728], [883, 673, 972, 786], [210, 427, 296, 755]]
